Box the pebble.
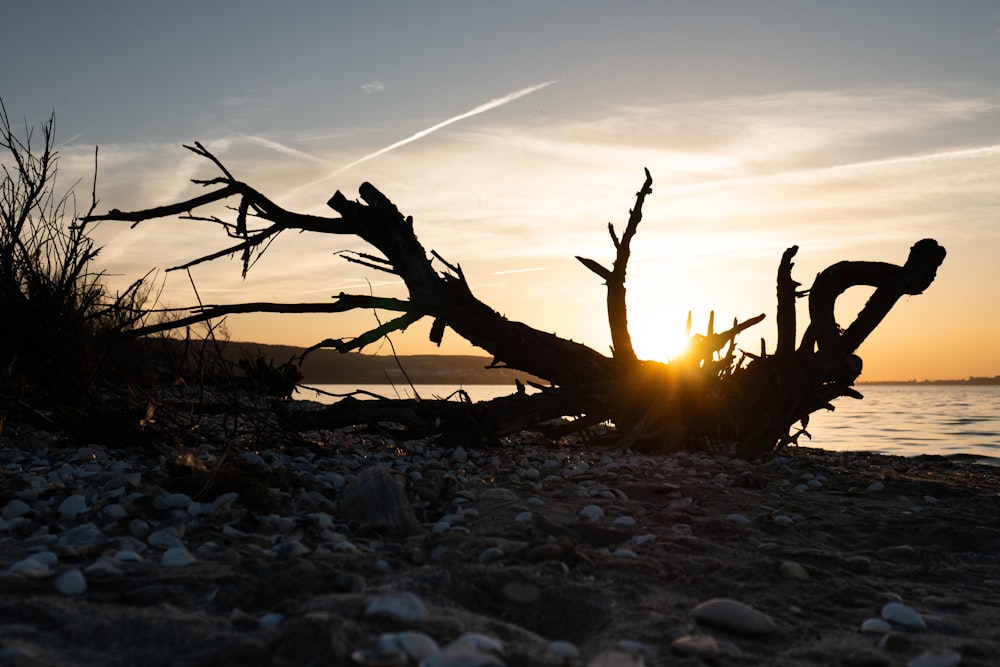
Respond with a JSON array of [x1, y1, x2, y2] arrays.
[[9, 558, 51, 578], [419, 644, 504, 667], [378, 631, 440, 661], [860, 618, 894, 633], [579, 504, 605, 521], [725, 513, 751, 525], [53, 568, 87, 596], [691, 598, 777, 635], [611, 515, 636, 528], [161, 547, 196, 568], [907, 649, 962, 667], [779, 560, 810, 581], [365, 592, 427, 624], [671, 634, 720, 659], [867, 481, 885, 492], [547, 640, 579, 659], [57, 494, 89, 521], [881, 602, 926, 630]]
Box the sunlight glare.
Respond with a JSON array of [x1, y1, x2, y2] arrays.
[[628, 314, 693, 362]]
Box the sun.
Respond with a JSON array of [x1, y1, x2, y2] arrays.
[[627, 315, 693, 362]]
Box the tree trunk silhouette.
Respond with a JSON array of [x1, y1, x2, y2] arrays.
[[85, 143, 945, 458]]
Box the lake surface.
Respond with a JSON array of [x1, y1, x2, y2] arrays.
[[295, 383, 1000, 463]]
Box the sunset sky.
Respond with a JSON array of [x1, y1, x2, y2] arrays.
[[5, 1, 1000, 381]]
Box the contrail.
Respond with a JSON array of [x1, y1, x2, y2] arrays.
[[331, 80, 556, 178], [241, 134, 329, 165]]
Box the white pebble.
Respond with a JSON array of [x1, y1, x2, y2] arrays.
[[114, 549, 144, 563], [365, 592, 427, 624], [454, 632, 504, 655], [53, 568, 87, 596], [547, 640, 579, 658], [613, 548, 638, 559], [881, 602, 926, 630], [612, 516, 636, 528], [579, 504, 605, 521], [147, 527, 184, 549], [9, 558, 51, 578], [692, 598, 777, 635], [161, 547, 196, 567], [860, 618, 894, 633]]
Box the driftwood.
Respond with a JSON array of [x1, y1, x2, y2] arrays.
[[84, 144, 945, 458]]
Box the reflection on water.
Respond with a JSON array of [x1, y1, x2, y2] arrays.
[[296, 383, 1000, 463]]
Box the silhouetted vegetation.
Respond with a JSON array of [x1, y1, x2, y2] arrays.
[[0, 102, 153, 428]]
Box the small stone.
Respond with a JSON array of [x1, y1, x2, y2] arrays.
[[547, 640, 579, 659], [454, 633, 503, 655], [860, 618, 894, 633], [671, 634, 720, 659], [366, 592, 427, 624], [692, 598, 777, 635], [258, 612, 284, 629], [84, 559, 122, 576], [579, 504, 605, 521], [114, 549, 143, 563], [612, 548, 638, 559], [161, 547, 196, 567], [378, 631, 441, 661], [867, 481, 885, 492], [478, 547, 505, 564], [779, 560, 810, 581], [612, 515, 636, 528], [2, 498, 32, 520], [421, 644, 503, 667], [514, 511, 533, 523], [881, 602, 926, 630], [725, 513, 751, 525], [9, 558, 51, 578], [101, 503, 127, 519], [53, 568, 87, 596], [907, 649, 961, 667], [58, 494, 89, 521]]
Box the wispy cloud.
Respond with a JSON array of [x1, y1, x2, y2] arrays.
[[361, 80, 386, 94]]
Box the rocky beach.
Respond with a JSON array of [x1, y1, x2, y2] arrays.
[[1, 397, 999, 666]]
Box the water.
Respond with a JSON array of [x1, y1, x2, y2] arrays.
[[295, 383, 1000, 463]]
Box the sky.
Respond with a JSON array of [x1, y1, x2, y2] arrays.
[[4, 1, 1000, 381]]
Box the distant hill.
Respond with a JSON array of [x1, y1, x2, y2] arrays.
[[220, 341, 544, 386]]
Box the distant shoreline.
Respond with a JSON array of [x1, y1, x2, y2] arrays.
[[212, 340, 1000, 386]]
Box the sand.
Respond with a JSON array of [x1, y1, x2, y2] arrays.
[[1, 430, 998, 666]]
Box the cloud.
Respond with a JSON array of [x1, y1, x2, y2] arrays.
[[361, 80, 385, 94]]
